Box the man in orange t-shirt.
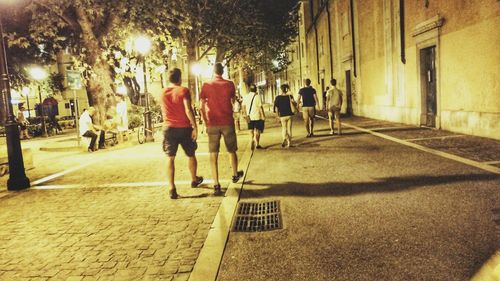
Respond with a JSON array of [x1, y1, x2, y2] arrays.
[[200, 63, 244, 195], [160, 68, 203, 199]]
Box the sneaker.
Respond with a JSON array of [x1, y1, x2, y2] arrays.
[[214, 184, 223, 195], [232, 170, 244, 183], [281, 140, 286, 148], [87, 148, 94, 153], [330, 131, 334, 135], [306, 133, 311, 138], [191, 176, 204, 188], [256, 145, 263, 149], [169, 189, 179, 199]]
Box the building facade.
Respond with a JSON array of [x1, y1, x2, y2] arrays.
[[288, 0, 499, 139]]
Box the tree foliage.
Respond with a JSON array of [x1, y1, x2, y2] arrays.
[[3, 0, 298, 121]]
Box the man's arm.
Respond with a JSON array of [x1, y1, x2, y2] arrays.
[[313, 93, 320, 110], [183, 95, 198, 140], [199, 84, 208, 125]]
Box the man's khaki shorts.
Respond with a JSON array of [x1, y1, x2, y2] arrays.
[[302, 106, 315, 120], [327, 107, 341, 120], [207, 125, 238, 153]]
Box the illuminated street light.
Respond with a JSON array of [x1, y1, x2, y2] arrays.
[[134, 36, 152, 56], [0, 11, 30, 190], [134, 35, 154, 142], [191, 63, 201, 76], [29, 66, 48, 137]]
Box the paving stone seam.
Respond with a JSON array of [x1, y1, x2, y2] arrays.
[[343, 122, 500, 175], [188, 141, 254, 281]]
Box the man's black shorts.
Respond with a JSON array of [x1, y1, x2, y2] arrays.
[[163, 127, 197, 157], [248, 120, 265, 132]]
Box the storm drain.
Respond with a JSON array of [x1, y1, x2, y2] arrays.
[[232, 201, 282, 232]]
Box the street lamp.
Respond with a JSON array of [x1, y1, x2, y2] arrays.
[[0, 12, 30, 190], [134, 35, 154, 142], [29, 66, 48, 137]]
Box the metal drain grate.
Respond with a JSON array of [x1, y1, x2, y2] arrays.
[[233, 201, 282, 232]]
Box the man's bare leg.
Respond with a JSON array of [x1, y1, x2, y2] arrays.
[[229, 152, 238, 176], [188, 156, 198, 182], [167, 156, 178, 199], [210, 153, 220, 186], [310, 117, 315, 136], [255, 129, 261, 146]]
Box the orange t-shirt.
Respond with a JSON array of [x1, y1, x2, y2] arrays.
[[200, 76, 235, 126], [161, 85, 191, 128]]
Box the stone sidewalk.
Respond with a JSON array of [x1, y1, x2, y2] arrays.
[[0, 130, 249, 281]]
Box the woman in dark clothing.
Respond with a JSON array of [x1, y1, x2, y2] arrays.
[[273, 84, 297, 148]]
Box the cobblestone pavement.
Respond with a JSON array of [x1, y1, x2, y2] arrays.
[[0, 131, 249, 281]]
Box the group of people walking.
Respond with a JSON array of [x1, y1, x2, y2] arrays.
[[160, 62, 344, 199], [160, 63, 244, 199], [272, 78, 344, 148]]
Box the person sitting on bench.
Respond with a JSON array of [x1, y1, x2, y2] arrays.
[[80, 107, 105, 152]]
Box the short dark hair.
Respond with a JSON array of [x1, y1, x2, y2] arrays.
[[305, 78, 311, 86], [214, 63, 224, 75], [331, 79, 337, 86], [249, 84, 257, 92], [169, 68, 182, 84], [280, 84, 289, 93]]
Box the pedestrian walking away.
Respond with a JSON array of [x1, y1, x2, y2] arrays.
[[16, 103, 30, 140], [233, 93, 243, 132], [273, 83, 296, 148], [242, 84, 266, 150], [160, 68, 203, 199], [200, 63, 244, 195], [297, 78, 319, 137], [79, 107, 106, 152], [325, 78, 343, 136]]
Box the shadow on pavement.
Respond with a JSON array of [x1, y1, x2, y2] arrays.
[[241, 173, 499, 198]]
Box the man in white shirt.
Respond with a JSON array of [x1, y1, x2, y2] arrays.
[[325, 79, 343, 135], [242, 84, 266, 149], [80, 107, 105, 152]]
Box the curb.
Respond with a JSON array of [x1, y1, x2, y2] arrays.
[[188, 141, 254, 281]]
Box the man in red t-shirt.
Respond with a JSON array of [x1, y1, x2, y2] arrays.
[[161, 68, 203, 199], [200, 63, 244, 195]]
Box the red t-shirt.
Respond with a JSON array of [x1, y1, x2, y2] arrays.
[[200, 75, 235, 126], [161, 85, 191, 128]]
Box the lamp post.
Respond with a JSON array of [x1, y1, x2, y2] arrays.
[[0, 13, 30, 190], [134, 36, 154, 142], [191, 63, 201, 102], [22, 87, 31, 118], [29, 66, 48, 137]]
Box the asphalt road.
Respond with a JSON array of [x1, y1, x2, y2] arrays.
[[217, 116, 500, 281]]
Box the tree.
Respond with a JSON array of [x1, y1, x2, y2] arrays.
[[4, 0, 177, 123]]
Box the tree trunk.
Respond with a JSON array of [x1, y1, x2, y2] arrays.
[[215, 45, 226, 64], [75, 6, 115, 125], [87, 61, 115, 124], [185, 34, 197, 104]]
